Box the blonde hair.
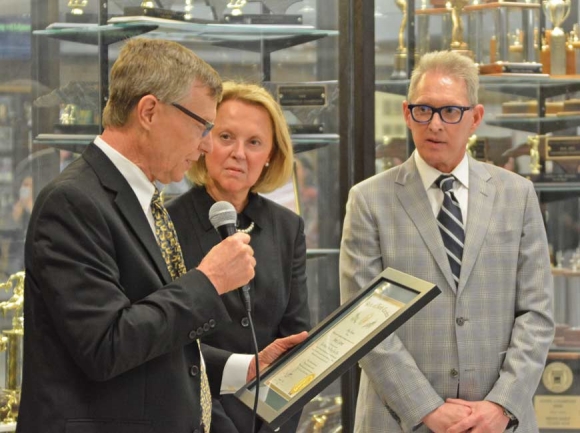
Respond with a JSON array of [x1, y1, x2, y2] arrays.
[[102, 39, 222, 128], [408, 51, 479, 106], [188, 81, 294, 193]]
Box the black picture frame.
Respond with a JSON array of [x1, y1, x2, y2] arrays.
[[234, 267, 441, 429]]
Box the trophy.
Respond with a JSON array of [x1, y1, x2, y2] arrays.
[[468, 1, 544, 74], [543, 0, 571, 75], [0, 272, 25, 424], [528, 134, 542, 175], [67, 0, 88, 16], [66, 0, 98, 23], [450, 0, 472, 56], [391, 0, 408, 79], [215, 0, 303, 24], [226, 0, 247, 16], [122, 0, 189, 20]]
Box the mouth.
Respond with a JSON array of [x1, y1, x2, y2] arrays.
[[225, 167, 244, 174]]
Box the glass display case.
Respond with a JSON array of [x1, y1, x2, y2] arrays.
[[1, 0, 580, 431]]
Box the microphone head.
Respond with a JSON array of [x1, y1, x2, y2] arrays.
[[209, 201, 237, 230]]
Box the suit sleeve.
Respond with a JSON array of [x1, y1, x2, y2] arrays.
[[339, 185, 443, 431], [484, 181, 554, 419], [27, 183, 231, 381]]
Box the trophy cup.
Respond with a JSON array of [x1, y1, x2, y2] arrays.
[[0, 272, 25, 424], [391, 0, 408, 79], [543, 0, 571, 75]]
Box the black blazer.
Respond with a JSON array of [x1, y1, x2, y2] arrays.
[[17, 144, 231, 433], [167, 186, 311, 433]]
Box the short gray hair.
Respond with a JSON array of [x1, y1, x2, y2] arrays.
[[102, 38, 222, 128], [408, 51, 479, 105]]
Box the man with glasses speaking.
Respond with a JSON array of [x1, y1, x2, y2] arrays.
[[17, 38, 306, 433], [340, 51, 554, 433]]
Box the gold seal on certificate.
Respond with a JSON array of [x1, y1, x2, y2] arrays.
[[235, 268, 441, 429]]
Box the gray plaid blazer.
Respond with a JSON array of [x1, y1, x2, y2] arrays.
[[340, 154, 554, 433]]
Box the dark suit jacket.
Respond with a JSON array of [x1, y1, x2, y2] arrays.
[[17, 144, 231, 433], [167, 186, 311, 433]]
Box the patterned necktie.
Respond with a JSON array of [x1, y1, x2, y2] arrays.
[[435, 175, 465, 287], [150, 188, 212, 432]]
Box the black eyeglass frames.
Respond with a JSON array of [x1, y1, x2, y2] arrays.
[[408, 104, 473, 124], [171, 102, 214, 137]]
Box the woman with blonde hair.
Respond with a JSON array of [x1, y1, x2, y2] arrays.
[[168, 81, 310, 433]]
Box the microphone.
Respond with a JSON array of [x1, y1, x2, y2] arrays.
[[208, 201, 237, 240], [208, 201, 252, 312]]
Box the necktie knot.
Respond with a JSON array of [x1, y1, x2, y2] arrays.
[[151, 188, 162, 207], [435, 174, 455, 193]]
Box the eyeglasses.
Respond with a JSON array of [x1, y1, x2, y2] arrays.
[[408, 104, 473, 124], [171, 102, 214, 137]]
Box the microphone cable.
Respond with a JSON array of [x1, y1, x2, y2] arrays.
[[242, 286, 260, 433]]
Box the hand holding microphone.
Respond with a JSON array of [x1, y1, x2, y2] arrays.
[[196, 201, 255, 295]]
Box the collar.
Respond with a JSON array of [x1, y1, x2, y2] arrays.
[[414, 150, 470, 191], [94, 136, 156, 213]]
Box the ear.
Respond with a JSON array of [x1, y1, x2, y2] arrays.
[[470, 103, 485, 133], [136, 95, 159, 130]]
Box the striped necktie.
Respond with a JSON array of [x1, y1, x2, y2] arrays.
[[150, 188, 212, 432], [435, 175, 464, 287]]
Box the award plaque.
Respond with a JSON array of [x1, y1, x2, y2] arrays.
[[534, 351, 580, 431], [235, 267, 441, 429], [263, 81, 338, 135], [545, 136, 580, 161]]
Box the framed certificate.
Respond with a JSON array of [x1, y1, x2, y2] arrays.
[[234, 267, 441, 429]]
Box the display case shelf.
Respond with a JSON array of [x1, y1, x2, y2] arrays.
[[33, 132, 339, 155], [33, 19, 338, 52], [486, 115, 580, 134]]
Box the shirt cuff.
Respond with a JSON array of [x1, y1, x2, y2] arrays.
[[220, 353, 253, 394]]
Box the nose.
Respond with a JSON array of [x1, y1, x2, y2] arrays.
[[428, 111, 444, 130], [231, 140, 246, 159]]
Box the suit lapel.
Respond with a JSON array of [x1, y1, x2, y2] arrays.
[[82, 143, 172, 284], [396, 158, 458, 292], [457, 158, 495, 296]]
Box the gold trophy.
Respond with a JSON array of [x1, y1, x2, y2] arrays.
[[528, 134, 542, 175], [391, 0, 408, 79], [226, 0, 247, 16], [67, 0, 88, 16], [0, 272, 25, 424], [450, 0, 473, 58], [543, 0, 571, 75]]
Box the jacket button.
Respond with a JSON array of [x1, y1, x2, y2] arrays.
[[456, 317, 466, 326], [241, 317, 249, 327], [209, 319, 216, 328], [203, 323, 210, 332], [196, 326, 204, 336], [450, 368, 459, 378], [190, 365, 199, 376], [188, 330, 197, 340]]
